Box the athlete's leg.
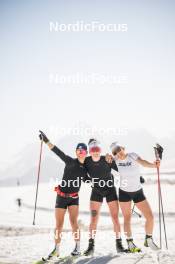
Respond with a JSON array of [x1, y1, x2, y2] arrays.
[[55, 208, 66, 245], [68, 205, 80, 242], [42, 207, 66, 260], [89, 201, 102, 239], [120, 201, 142, 252], [68, 204, 81, 255], [135, 199, 159, 250], [135, 199, 154, 235], [107, 200, 121, 238], [120, 201, 132, 238], [84, 191, 102, 256], [84, 201, 102, 256]]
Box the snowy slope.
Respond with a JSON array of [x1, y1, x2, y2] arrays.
[[0, 181, 175, 263]]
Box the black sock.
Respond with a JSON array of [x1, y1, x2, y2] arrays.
[[89, 238, 94, 245], [146, 234, 152, 239]]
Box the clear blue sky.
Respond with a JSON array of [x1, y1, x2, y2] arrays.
[[1, 0, 175, 167]]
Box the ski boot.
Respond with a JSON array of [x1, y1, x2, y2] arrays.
[[127, 238, 141, 253], [84, 238, 95, 256], [71, 242, 81, 256], [42, 247, 59, 261], [144, 235, 159, 251], [116, 238, 129, 253]]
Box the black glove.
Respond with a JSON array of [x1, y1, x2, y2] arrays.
[[39, 130, 49, 143], [155, 143, 163, 160], [140, 176, 145, 184]]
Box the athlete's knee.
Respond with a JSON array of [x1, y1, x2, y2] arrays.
[[91, 210, 98, 218], [90, 211, 98, 227], [111, 213, 119, 223]]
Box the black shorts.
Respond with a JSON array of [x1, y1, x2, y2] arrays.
[[119, 188, 146, 203], [90, 187, 118, 203], [55, 195, 79, 209]]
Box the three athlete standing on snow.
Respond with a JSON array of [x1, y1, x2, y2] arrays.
[[38, 131, 160, 261]]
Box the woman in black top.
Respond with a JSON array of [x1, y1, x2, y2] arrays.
[[39, 131, 88, 260], [84, 139, 127, 256]]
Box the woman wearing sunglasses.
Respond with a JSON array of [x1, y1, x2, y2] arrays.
[[109, 142, 160, 252], [38, 131, 88, 261], [84, 139, 127, 256]]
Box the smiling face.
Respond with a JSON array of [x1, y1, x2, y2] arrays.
[[76, 149, 87, 161], [89, 146, 101, 161], [113, 147, 126, 160]]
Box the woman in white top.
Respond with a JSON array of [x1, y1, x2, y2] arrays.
[[109, 142, 160, 252]]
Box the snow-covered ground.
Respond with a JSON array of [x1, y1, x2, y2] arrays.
[[0, 177, 175, 264]]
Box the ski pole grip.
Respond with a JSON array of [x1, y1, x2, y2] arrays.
[[154, 147, 160, 160]]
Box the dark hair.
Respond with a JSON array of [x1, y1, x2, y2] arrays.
[[88, 138, 96, 145], [76, 143, 87, 151]]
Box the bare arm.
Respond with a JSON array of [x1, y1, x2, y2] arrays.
[[137, 157, 160, 168]]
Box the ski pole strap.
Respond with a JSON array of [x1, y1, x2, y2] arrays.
[[54, 186, 79, 198]]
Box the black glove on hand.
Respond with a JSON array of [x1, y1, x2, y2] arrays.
[[39, 130, 49, 143], [140, 176, 145, 184]]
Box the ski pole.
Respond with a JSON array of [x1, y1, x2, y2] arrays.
[[154, 144, 168, 249], [33, 139, 44, 225], [157, 165, 168, 249], [156, 160, 162, 249], [132, 204, 142, 218]]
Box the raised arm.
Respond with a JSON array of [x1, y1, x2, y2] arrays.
[[39, 130, 72, 163]]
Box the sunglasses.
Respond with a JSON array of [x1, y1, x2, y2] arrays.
[[77, 149, 87, 155], [112, 147, 122, 156], [89, 146, 101, 153]]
